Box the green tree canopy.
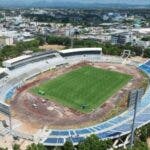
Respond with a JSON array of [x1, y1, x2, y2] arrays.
[[12, 144, 20, 150], [78, 134, 112, 150], [63, 141, 74, 150], [26, 143, 46, 150]]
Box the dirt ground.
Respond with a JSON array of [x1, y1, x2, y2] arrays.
[[10, 62, 147, 130], [39, 44, 65, 51], [130, 56, 148, 63], [147, 138, 150, 149], [0, 135, 33, 150]]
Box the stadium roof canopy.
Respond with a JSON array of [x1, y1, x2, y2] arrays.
[[0, 68, 6, 74], [61, 48, 102, 54], [3, 55, 31, 64], [133, 28, 150, 34]]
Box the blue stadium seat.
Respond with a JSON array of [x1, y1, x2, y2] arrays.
[[139, 65, 150, 73], [145, 61, 150, 66], [97, 122, 114, 129], [135, 114, 150, 123], [44, 138, 58, 144], [97, 131, 121, 139], [70, 130, 76, 136], [50, 130, 69, 136], [71, 137, 85, 143], [44, 137, 64, 144], [112, 123, 132, 132], [75, 129, 91, 135]]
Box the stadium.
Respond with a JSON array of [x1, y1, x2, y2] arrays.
[[0, 47, 150, 148]]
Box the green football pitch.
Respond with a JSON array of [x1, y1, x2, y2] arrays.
[[31, 66, 132, 113]]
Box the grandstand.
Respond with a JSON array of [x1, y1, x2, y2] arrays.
[[0, 121, 9, 137], [0, 47, 149, 147], [41, 60, 150, 146], [139, 60, 150, 75], [0, 68, 7, 79], [59, 48, 102, 57], [0, 48, 103, 103], [2, 50, 57, 70], [42, 87, 150, 146]]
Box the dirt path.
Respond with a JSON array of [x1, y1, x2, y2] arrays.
[[39, 44, 65, 50]]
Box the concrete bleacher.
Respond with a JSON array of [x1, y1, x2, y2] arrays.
[[12, 130, 34, 141], [0, 121, 9, 137], [139, 60, 150, 75], [42, 60, 150, 146], [0, 72, 7, 80], [42, 90, 150, 145], [0, 68, 8, 81], [2, 50, 57, 70], [0, 48, 150, 146]]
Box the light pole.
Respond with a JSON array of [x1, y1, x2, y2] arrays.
[[71, 36, 74, 48], [69, 27, 74, 48], [130, 90, 139, 148]]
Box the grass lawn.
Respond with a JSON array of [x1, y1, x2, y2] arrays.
[[31, 66, 132, 113]]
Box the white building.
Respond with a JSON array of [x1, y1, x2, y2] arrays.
[[137, 40, 150, 48], [0, 36, 14, 47]]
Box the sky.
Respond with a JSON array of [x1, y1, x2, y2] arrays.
[[0, 0, 150, 4], [65, 0, 150, 4], [0, 0, 149, 7]]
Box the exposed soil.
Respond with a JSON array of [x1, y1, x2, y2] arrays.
[[39, 44, 65, 51]]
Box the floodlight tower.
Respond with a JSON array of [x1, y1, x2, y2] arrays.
[[71, 35, 74, 48], [130, 90, 138, 148], [128, 23, 133, 46], [129, 88, 144, 148], [70, 27, 74, 48]]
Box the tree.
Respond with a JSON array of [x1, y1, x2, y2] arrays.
[[126, 141, 149, 150], [36, 37, 45, 46], [0, 38, 42, 66], [12, 144, 20, 150], [78, 134, 112, 150], [143, 48, 150, 58], [26, 143, 46, 150], [141, 36, 150, 41], [63, 141, 74, 150], [0, 148, 8, 150], [135, 123, 150, 142]]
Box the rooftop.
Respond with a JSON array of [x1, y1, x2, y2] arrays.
[[133, 28, 150, 34], [60, 48, 102, 54], [3, 55, 31, 64], [0, 68, 6, 74]]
